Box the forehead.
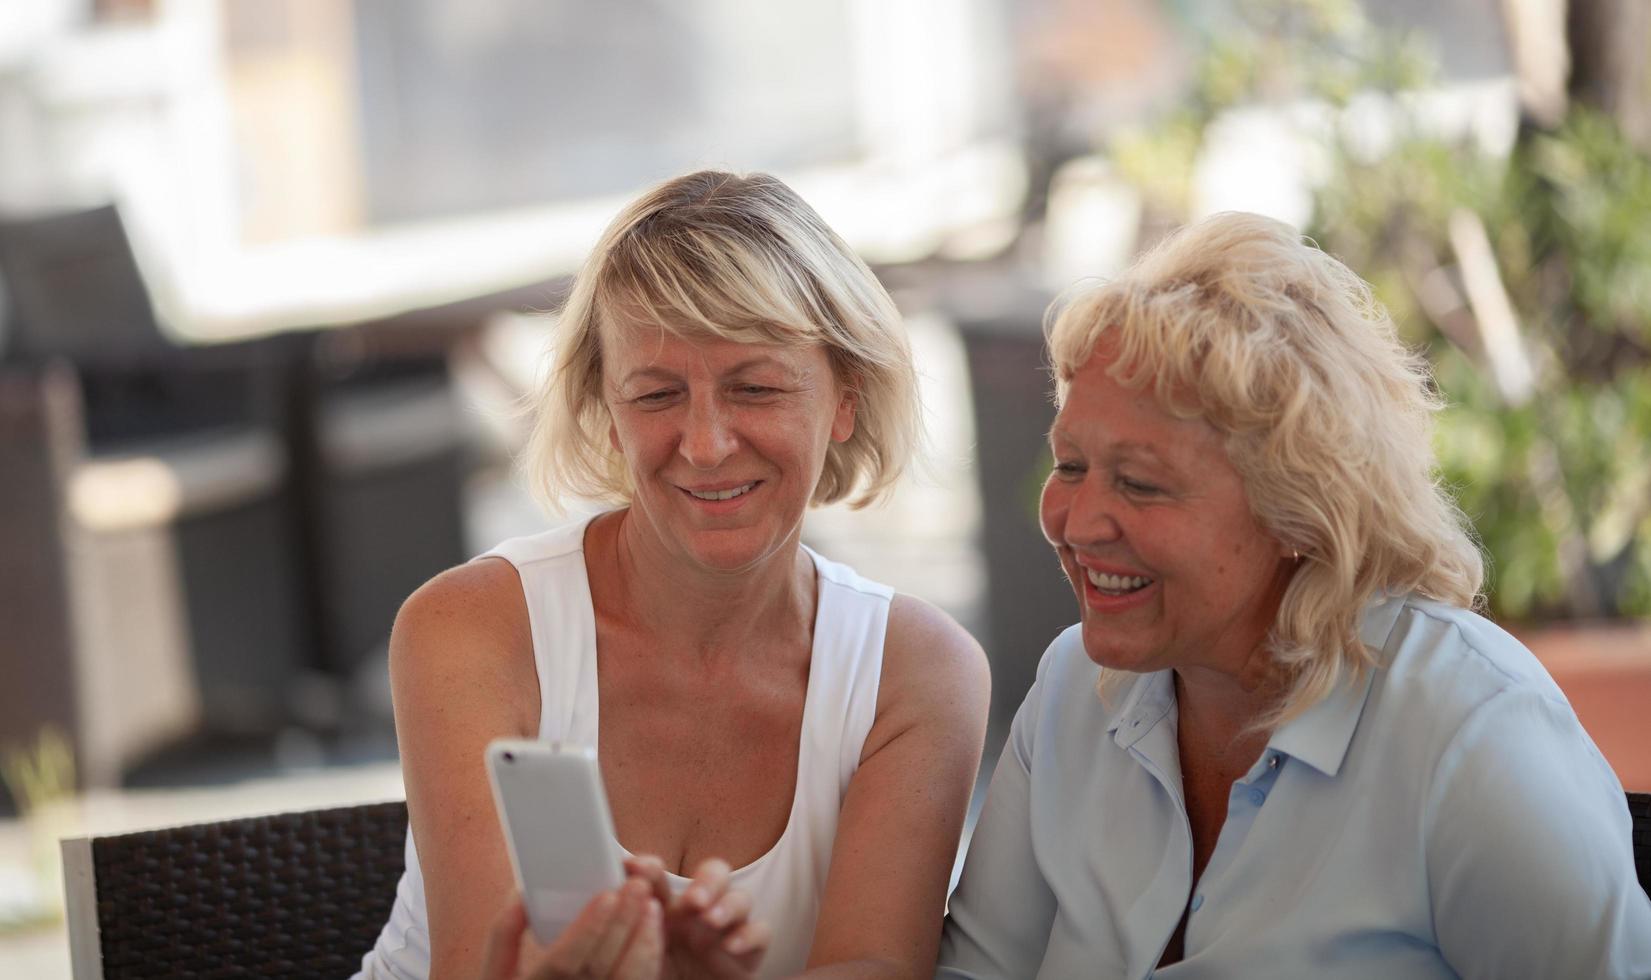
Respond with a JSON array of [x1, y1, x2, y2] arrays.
[[602, 322, 825, 376], [1052, 351, 1219, 457]]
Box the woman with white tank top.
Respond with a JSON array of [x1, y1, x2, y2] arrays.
[[354, 171, 988, 980]]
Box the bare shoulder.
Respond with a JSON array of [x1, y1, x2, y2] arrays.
[[394, 557, 526, 645], [883, 592, 989, 689], [868, 594, 990, 746], [389, 557, 537, 735]]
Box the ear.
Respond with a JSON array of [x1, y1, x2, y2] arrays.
[[830, 384, 858, 444]]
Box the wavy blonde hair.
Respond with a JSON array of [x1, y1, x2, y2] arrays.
[[1046, 211, 1484, 725], [522, 170, 919, 510]]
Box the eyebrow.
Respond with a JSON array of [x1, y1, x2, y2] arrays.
[[1049, 429, 1178, 468], [616, 354, 795, 387]]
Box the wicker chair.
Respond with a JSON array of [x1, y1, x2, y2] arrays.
[[61, 800, 407, 979]]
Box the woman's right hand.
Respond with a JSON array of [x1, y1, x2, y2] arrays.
[[479, 880, 663, 980], [623, 855, 769, 979]]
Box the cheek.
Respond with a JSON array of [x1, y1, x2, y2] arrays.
[[608, 411, 639, 453], [608, 412, 668, 468], [1038, 478, 1067, 546]]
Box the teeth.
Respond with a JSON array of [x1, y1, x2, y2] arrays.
[[688, 483, 755, 501], [1086, 569, 1152, 593]]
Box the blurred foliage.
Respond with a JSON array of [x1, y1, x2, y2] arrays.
[[1106, 0, 1651, 620], [0, 726, 75, 817], [1112, 0, 1433, 217], [0, 727, 75, 932]]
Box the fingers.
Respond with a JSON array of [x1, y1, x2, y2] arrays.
[[701, 886, 750, 933], [538, 889, 620, 974], [721, 918, 771, 972], [516, 882, 662, 980], [619, 854, 767, 978], [622, 853, 672, 907], [674, 857, 734, 955], [674, 918, 771, 980], [585, 879, 652, 974], [676, 857, 732, 917], [479, 897, 528, 980], [611, 898, 663, 980]]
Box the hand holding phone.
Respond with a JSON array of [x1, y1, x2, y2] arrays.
[[485, 738, 769, 976], [479, 884, 664, 980]]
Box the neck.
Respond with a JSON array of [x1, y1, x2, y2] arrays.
[[1176, 560, 1297, 740], [1174, 662, 1278, 734], [1173, 643, 1286, 771], [591, 509, 814, 658]]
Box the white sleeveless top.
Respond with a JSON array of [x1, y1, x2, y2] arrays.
[[356, 514, 891, 979]]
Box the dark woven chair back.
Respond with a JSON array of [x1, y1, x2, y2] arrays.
[[1631, 791, 1651, 899], [63, 800, 407, 979], [0, 204, 167, 366]]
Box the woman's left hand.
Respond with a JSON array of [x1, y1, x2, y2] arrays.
[[624, 855, 770, 979]]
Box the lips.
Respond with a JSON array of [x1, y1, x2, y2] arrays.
[[1085, 568, 1153, 594], [675, 479, 764, 511], [684, 482, 756, 501], [1066, 553, 1158, 611]]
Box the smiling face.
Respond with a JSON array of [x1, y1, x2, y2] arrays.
[[603, 325, 855, 574], [1039, 345, 1295, 678]]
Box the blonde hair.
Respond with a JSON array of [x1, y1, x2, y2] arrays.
[[1046, 211, 1484, 725], [522, 170, 919, 510]]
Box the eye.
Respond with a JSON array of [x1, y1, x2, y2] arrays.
[[632, 388, 679, 406], [733, 383, 781, 398], [1118, 475, 1161, 495], [1051, 458, 1085, 479]]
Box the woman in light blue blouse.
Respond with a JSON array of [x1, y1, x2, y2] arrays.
[[939, 212, 1651, 979]]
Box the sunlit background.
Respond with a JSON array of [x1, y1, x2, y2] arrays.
[[2, 0, 1648, 973]]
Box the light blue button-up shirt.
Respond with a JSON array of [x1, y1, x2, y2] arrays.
[[939, 595, 1651, 979]]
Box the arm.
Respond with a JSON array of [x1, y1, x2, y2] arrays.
[[801, 595, 992, 979], [389, 559, 541, 979], [936, 660, 1058, 979], [1427, 687, 1651, 980]]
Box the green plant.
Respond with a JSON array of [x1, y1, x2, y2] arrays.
[[1104, 0, 1651, 620], [0, 727, 77, 933], [0, 726, 74, 818], [1315, 109, 1651, 621]]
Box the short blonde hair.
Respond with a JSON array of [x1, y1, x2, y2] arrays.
[[1046, 211, 1484, 725], [522, 170, 919, 510]]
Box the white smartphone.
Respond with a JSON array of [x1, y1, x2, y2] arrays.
[[485, 738, 626, 941]]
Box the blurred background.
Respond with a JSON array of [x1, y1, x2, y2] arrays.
[[2, 0, 1648, 972]]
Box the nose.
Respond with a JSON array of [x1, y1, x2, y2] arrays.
[[679, 394, 738, 469], [1044, 473, 1124, 549]]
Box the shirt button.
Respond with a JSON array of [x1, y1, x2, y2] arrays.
[[1249, 788, 1266, 806], [1267, 754, 1280, 770], [1190, 893, 1205, 912], [1131, 719, 1140, 728]]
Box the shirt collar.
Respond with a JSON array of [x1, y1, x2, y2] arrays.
[[1266, 593, 1406, 777], [1106, 669, 1176, 748]]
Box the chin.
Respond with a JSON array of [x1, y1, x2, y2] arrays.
[[1079, 621, 1157, 673], [679, 526, 784, 573]]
